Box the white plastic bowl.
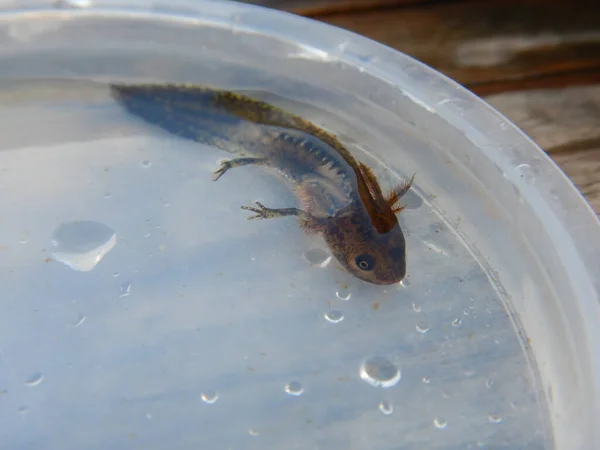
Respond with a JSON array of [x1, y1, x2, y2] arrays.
[[0, 1, 598, 449]]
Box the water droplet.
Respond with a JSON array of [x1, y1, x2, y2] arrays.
[[416, 322, 430, 333], [55, 0, 93, 7], [284, 381, 304, 396], [248, 428, 260, 437], [51, 220, 116, 272], [485, 379, 495, 388], [25, 373, 44, 387], [72, 314, 86, 328], [423, 241, 448, 255], [422, 376, 431, 384], [452, 318, 462, 327], [119, 282, 131, 298], [201, 391, 219, 404], [488, 414, 503, 424], [433, 417, 448, 429], [141, 160, 152, 168], [146, 412, 153, 419], [144, 232, 151, 238], [412, 303, 421, 313], [378, 401, 394, 415], [357, 54, 375, 64], [463, 308, 470, 315], [400, 278, 410, 288], [303, 248, 331, 267], [19, 237, 28, 244], [17, 406, 29, 415], [113, 272, 119, 277], [359, 356, 401, 388], [515, 163, 537, 185], [335, 288, 351, 301], [324, 310, 344, 323], [103, 192, 112, 199]]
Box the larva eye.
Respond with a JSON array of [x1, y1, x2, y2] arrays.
[[355, 254, 376, 271]]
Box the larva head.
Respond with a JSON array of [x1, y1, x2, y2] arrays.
[[323, 219, 407, 285]]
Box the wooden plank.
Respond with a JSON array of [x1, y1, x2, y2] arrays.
[[485, 85, 600, 213], [551, 149, 600, 214], [467, 68, 600, 97], [307, 1, 600, 95], [242, 0, 435, 15]]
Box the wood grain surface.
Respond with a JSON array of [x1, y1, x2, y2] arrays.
[[243, 0, 600, 214], [486, 86, 600, 212], [313, 0, 600, 95], [243, 0, 430, 15]]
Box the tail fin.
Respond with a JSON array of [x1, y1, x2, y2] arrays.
[[110, 83, 241, 151]]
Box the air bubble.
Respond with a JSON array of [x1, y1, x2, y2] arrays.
[[17, 406, 29, 415], [119, 282, 132, 297], [324, 310, 344, 323], [104, 192, 112, 199], [72, 314, 86, 328], [452, 318, 462, 327], [248, 428, 260, 436], [141, 160, 152, 168], [488, 414, 503, 424], [412, 303, 422, 313], [485, 379, 495, 388], [284, 381, 304, 396], [359, 356, 401, 388], [378, 401, 394, 415], [303, 248, 331, 267], [422, 376, 431, 384], [433, 417, 448, 429], [416, 322, 430, 333], [335, 288, 351, 301], [201, 391, 219, 404], [25, 373, 44, 387]]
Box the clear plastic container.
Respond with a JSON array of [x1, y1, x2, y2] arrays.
[[0, 1, 598, 449]]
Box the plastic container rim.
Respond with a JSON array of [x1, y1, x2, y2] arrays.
[[0, 0, 599, 446]]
